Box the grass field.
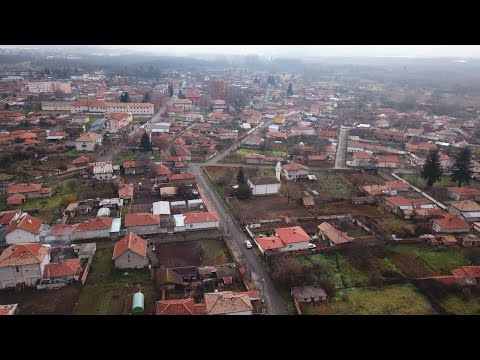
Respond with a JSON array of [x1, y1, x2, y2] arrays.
[[311, 173, 354, 199], [440, 293, 480, 315], [113, 149, 161, 166], [228, 147, 288, 161], [73, 248, 155, 315], [301, 284, 436, 315], [400, 174, 458, 189]]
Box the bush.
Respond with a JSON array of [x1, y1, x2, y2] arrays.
[[341, 293, 349, 302], [464, 248, 480, 265]]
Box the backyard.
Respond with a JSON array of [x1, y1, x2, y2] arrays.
[[73, 248, 155, 315], [222, 147, 288, 163]]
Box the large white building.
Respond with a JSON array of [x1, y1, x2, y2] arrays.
[[71, 101, 154, 116], [28, 81, 71, 94], [0, 243, 50, 288], [247, 177, 281, 196]]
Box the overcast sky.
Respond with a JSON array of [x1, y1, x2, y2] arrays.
[[2, 45, 480, 58]]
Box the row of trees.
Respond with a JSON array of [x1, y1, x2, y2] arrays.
[[421, 147, 474, 187]]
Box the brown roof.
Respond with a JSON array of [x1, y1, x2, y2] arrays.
[[0, 243, 49, 267], [125, 213, 160, 227], [112, 232, 147, 259], [448, 187, 480, 196], [282, 163, 309, 172], [76, 132, 101, 142], [169, 173, 196, 181], [4, 214, 42, 236], [156, 298, 205, 315], [386, 196, 432, 207], [318, 222, 353, 245], [433, 213, 470, 231], [449, 200, 480, 212], [7, 193, 25, 205], [8, 183, 42, 195], [204, 291, 253, 315], [72, 156, 90, 164], [118, 185, 134, 199], [249, 177, 281, 185], [183, 212, 220, 224], [376, 155, 398, 163]]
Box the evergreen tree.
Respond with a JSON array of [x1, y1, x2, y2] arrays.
[[120, 92, 129, 102], [168, 84, 174, 97], [420, 149, 443, 187], [287, 83, 294, 97], [451, 147, 474, 187], [236, 167, 246, 184], [267, 75, 276, 86], [139, 132, 152, 153], [237, 183, 252, 200], [143, 92, 150, 102]]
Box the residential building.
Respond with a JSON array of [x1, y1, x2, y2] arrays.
[[7, 183, 52, 199], [282, 163, 309, 180], [73, 217, 114, 240], [351, 152, 376, 168], [75, 132, 102, 151], [317, 222, 353, 247], [211, 99, 227, 112], [0, 243, 50, 288], [41, 101, 74, 111], [4, 214, 43, 245], [71, 101, 154, 116], [448, 200, 480, 222], [183, 212, 220, 230], [43, 258, 82, 284], [92, 161, 114, 181], [291, 127, 315, 136], [432, 213, 470, 233], [123, 161, 145, 175], [244, 136, 264, 147], [112, 233, 149, 269], [125, 213, 161, 235], [204, 291, 253, 315], [255, 226, 312, 255], [291, 286, 328, 303], [376, 155, 398, 168], [105, 112, 132, 133], [28, 81, 71, 94], [447, 187, 480, 201], [156, 298, 205, 315], [173, 99, 193, 111]]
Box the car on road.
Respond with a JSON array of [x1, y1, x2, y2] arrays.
[[308, 243, 317, 249], [244, 240, 253, 249]]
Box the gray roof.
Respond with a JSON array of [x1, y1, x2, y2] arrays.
[[292, 286, 327, 299], [249, 177, 281, 185]]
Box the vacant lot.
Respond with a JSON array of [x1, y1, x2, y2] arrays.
[[230, 195, 311, 221], [301, 284, 436, 315], [73, 248, 155, 315], [0, 285, 81, 315], [440, 293, 480, 315], [112, 149, 161, 166], [153, 239, 231, 267], [223, 147, 288, 163]]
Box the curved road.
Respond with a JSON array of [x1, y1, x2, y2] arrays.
[[190, 163, 288, 315]]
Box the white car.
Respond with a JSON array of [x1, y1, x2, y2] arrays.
[[308, 243, 317, 249], [244, 240, 253, 249]]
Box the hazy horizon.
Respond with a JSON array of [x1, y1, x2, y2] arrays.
[[1, 45, 480, 58]]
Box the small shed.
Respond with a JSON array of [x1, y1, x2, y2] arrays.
[[132, 291, 144, 313], [291, 286, 327, 303]]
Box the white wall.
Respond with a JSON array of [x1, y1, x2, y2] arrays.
[[94, 173, 113, 181], [72, 229, 110, 240], [5, 229, 39, 245], [185, 221, 220, 231], [250, 182, 280, 196], [76, 141, 96, 151], [114, 249, 149, 269], [278, 241, 311, 253], [0, 253, 49, 288]]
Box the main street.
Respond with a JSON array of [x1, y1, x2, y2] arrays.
[[334, 127, 349, 169], [189, 163, 288, 315]]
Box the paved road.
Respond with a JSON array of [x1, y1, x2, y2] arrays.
[[190, 163, 288, 315], [209, 118, 275, 164], [334, 128, 349, 169]]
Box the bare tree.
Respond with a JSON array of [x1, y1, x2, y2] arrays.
[[280, 182, 302, 204]]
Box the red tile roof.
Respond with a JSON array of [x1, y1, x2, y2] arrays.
[[204, 291, 253, 315], [44, 258, 81, 278], [123, 161, 140, 168], [184, 211, 220, 224], [118, 185, 134, 199], [0, 210, 21, 226], [354, 152, 373, 159], [125, 213, 160, 227], [265, 131, 287, 139], [7, 193, 25, 205], [308, 155, 328, 161], [156, 298, 205, 315], [8, 183, 42, 195], [169, 173, 196, 181], [113, 232, 147, 259], [433, 213, 470, 231], [282, 163, 309, 172], [4, 213, 42, 236], [76, 132, 101, 142], [318, 222, 353, 245], [256, 236, 285, 250], [72, 156, 90, 165], [276, 226, 311, 244], [75, 217, 113, 232], [0, 243, 49, 267], [452, 266, 480, 277], [386, 196, 432, 207], [155, 164, 171, 176], [52, 224, 77, 236], [376, 155, 398, 163], [448, 187, 480, 196]]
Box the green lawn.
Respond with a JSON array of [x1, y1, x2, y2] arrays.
[[112, 150, 161, 166], [315, 173, 354, 199], [233, 147, 288, 159], [337, 254, 371, 287], [302, 284, 436, 315], [73, 248, 154, 315], [440, 294, 480, 315], [400, 174, 457, 189]]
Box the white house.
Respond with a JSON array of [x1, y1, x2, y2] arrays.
[[73, 217, 113, 240], [247, 177, 281, 196], [173, 99, 193, 112], [112, 233, 149, 269], [92, 161, 114, 181], [4, 214, 43, 245], [282, 163, 310, 180], [0, 243, 50, 288], [255, 226, 312, 255], [183, 212, 220, 231], [75, 132, 102, 152]]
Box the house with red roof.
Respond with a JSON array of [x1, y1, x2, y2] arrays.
[[43, 258, 82, 284], [118, 185, 134, 205], [451, 266, 480, 280], [4, 213, 44, 245], [204, 291, 254, 315], [123, 160, 146, 175], [432, 213, 470, 233], [351, 151, 376, 168], [447, 187, 480, 201], [7, 193, 25, 206], [0, 243, 51, 288], [282, 163, 309, 180], [7, 183, 53, 199], [156, 298, 205, 315], [73, 217, 113, 240], [183, 211, 220, 231], [72, 156, 90, 168], [0, 210, 22, 228], [318, 222, 353, 248], [125, 213, 161, 235], [112, 232, 148, 269], [168, 172, 196, 186], [254, 226, 312, 255], [75, 132, 102, 151], [376, 155, 398, 168]]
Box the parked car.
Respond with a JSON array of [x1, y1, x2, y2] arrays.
[[308, 243, 317, 249], [244, 240, 253, 249]]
